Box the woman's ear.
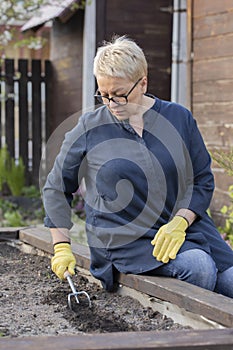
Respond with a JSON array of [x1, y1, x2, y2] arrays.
[[140, 76, 148, 94]]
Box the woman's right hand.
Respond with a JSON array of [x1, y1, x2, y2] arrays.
[[51, 243, 76, 280]]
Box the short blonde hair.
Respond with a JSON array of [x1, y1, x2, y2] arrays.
[[93, 35, 148, 81]]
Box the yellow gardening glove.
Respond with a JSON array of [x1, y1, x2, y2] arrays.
[[151, 216, 188, 263], [51, 243, 76, 280]]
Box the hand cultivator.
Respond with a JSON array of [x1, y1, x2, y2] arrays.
[[64, 271, 92, 310]]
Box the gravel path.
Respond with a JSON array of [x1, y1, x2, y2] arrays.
[[0, 241, 191, 338]]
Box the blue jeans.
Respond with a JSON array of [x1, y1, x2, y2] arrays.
[[147, 249, 233, 298]]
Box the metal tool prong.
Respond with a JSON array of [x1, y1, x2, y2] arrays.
[[64, 271, 92, 310]]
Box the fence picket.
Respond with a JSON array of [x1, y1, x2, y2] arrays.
[[5, 59, 15, 159], [18, 59, 29, 183], [31, 60, 42, 187], [0, 58, 51, 188], [45, 60, 52, 141]]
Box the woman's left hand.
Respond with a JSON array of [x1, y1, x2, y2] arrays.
[[151, 216, 188, 263]]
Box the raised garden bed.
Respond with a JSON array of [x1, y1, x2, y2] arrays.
[[0, 228, 233, 350]]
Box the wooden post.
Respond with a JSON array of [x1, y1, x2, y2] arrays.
[[31, 59, 42, 186], [44, 60, 53, 142], [5, 59, 15, 159], [18, 59, 30, 183]]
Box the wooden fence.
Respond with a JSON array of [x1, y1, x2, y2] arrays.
[[0, 58, 52, 186]]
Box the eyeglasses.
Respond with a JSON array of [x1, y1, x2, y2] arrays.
[[94, 78, 142, 106]]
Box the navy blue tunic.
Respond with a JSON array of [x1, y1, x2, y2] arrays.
[[43, 97, 233, 291]]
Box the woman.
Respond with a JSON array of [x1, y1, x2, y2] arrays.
[[43, 35, 233, 298]]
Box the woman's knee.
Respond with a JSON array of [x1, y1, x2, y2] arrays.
[[214, 266, 233, 298], [169, 249, 217, 290]]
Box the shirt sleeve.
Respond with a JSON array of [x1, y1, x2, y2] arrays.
[[43, 116, 87, 229], [182, 115, 214, 218]]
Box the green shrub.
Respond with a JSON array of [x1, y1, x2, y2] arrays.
[[21, 185, 41, 198], [211, 148, 233, 177], [4, 210, 24, 227], [0, 146, 11, 192], [7, 157, 25, 196], [0, 146, 25, 196], [0, 198, 17, 213], [218, 185, 233, 248], [211, 148, 233, 248]]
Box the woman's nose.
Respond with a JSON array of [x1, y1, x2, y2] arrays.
[[108, 99, 118, 107]]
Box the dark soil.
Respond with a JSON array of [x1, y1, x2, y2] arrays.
[[0, 242, 191, 338]]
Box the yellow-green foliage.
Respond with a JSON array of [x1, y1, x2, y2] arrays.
[[7, 157, 25, 196], [4, 210, 23, 227], [211, 148, 233, 248], [0, 146, 25, 196], [219, 185, 233, 247], [211, 148, 233, 177], [0, 146, 10, 192]]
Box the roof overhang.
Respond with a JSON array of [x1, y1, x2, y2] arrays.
[[21, 0, 80, 32]]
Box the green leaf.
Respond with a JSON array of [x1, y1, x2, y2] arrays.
[[220, 205, 228, 214], [4, 210, 23, 227]]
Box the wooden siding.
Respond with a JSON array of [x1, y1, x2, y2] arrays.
[[96, 0, 173, 101], [49, 10, 84, 132], [192, 0, 233, 217]]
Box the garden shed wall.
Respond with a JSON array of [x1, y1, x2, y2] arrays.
[[191, 0, 233, 218], [49, 10, 84, 131]]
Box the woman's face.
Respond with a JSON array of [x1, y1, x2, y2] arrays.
[[96, 76, 147, 120]]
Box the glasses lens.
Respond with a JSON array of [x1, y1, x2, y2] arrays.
[[112, 96, 127, 105], [95, 95, 128, 106], [101, 96, 110, 105]]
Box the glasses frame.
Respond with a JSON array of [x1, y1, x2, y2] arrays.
[[94, 77, 143, 106]]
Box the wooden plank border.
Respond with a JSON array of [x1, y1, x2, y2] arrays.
[[0, 227, 19, 240], [0, 328, 233, 350], [1, 226, 232, 349]]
